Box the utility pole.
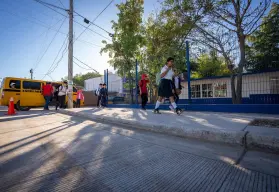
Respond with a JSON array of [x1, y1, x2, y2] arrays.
[[67, 0, 74, 108], [30, 69, 33, 80]]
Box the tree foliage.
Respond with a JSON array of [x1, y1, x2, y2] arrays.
[[62, 72, 101, 87], [246, 2, 279, 72]]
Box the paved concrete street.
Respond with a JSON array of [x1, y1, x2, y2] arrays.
[[0, 109, 279, 192]]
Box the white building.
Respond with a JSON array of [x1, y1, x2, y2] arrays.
[[180, 71, 279, 101], [84, 73, 123, 93]]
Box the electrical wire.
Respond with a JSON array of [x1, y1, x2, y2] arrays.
[[33, 0, 68, 12], [73, 56, 99, 73], [41, 34, 69, 80], [57, 0, 66, 9], [74, 0, 114, 41], [73, 60, 92, 70], [34, 17, 67, 71]]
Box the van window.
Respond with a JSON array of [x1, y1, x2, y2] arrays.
[[23, 81, 41, 90], [73, 87, 77, 93], [9, 80, 21, 89]]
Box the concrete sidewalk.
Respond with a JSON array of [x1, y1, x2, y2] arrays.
[[58, 107, 278, 151]]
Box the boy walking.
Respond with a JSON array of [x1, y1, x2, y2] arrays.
[[100, 83, 108, 107], [76, 89, 84, 108]]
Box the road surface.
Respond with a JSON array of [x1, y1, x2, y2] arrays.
[[0, 109, 278, 192]]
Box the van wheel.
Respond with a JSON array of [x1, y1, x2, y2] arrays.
[[16, 101, 31, 111]]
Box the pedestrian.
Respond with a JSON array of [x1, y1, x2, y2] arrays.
[[169, 69, 182, 111], [42, 82, 53, 110], [95, 83, 102, 108], [56, 81, 68, 110], [76, 89, 84, 108], [154, 57, 182, 115], [100, 83, 108, 107], [139, 73, 149, 110]]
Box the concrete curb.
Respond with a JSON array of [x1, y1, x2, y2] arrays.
[[246, 132, 279, 153], [58, 109, 246, 146]]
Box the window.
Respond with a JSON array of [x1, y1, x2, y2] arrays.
[[270, 77, 279, 94], [23, 81, 41, 90], [73, 87, 77, 93], [202, 84, 213, 98], [9, 80, 21, 89], [214, 83, 227, 97], [191, 84, 201, 98]]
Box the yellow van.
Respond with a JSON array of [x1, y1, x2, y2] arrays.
[[0, 77, 84, 111]]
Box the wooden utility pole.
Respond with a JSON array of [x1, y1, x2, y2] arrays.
[[67, 0, 74, 108]]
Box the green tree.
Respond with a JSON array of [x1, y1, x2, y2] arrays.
[[192, 51, 230, 78], [100, 0, 144, 103], [246, 2, 279, 72], [62, 72, 101, 87]]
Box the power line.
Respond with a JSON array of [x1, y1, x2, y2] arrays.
[[73, 20, 112, 41], [74, 0, 114, 41], [33, 0, 112, 41], [2, 9, 101, 48], [73, 60, 92, 70], [57, 0, 66, 9], [34, 0, 68, 12], [73, 56, 99, 73], [74, 11, 113, 37], [34, 17, 67, 71], [33, 0, 68, 17], [42, 34, 69, 80]]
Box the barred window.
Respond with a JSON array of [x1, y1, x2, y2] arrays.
[[202, 84, 213, 98], [214, 83, 227, 97], [191, 84, 201, 98]]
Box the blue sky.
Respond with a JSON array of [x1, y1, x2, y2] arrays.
[[0, 0, 160, 81]]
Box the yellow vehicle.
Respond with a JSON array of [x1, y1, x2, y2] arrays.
[[0, 77, 84, 111]]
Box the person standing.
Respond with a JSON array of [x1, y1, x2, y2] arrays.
[[56, 81, 68, 110], [42, 82, 53, 110], [95, 83, 102, 108], [139, 73, 149, 110], [100, 83, 108, 107], [76, 89, 84, 108], [154, 57, 182, 115], [169, 69, 182, 111]]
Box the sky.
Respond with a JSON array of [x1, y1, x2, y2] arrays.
[[0, 0, 160, 81]]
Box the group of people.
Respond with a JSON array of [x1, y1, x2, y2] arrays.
[[138, 57, 183, 115], [95, 83, 108, 108], [42, 80, 84, 110]]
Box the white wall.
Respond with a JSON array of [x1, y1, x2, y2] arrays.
[[84, 74, 123, 93], [180, 71, 279, 99]]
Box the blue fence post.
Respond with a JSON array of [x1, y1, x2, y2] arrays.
[[186, 41, 191, 103], [135, 59, 138, 105]]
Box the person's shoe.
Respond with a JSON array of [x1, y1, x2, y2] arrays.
[[176, 108, 182, 115], [153, 108, 161, 114], [141, 107, 146, 110], [169, 105, 174, 111]]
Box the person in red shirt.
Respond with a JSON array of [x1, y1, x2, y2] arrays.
[[42, 82, 53, 110], [139, 74, 149, 110]]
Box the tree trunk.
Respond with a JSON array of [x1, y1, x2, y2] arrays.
[[236, 33, 246, 104], [230, 74, 237, 104]]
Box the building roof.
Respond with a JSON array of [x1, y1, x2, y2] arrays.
[[182, 69, 279, 82]]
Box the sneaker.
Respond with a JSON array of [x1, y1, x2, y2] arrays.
[[153, 108, 161, 114], [176, 108, 182, 115], [141, 107, 146, 110]]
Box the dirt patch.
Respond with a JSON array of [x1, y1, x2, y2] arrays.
[[249, 119, 279, 128]]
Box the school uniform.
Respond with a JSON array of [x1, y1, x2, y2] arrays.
[[158, 65, 174, 98]]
